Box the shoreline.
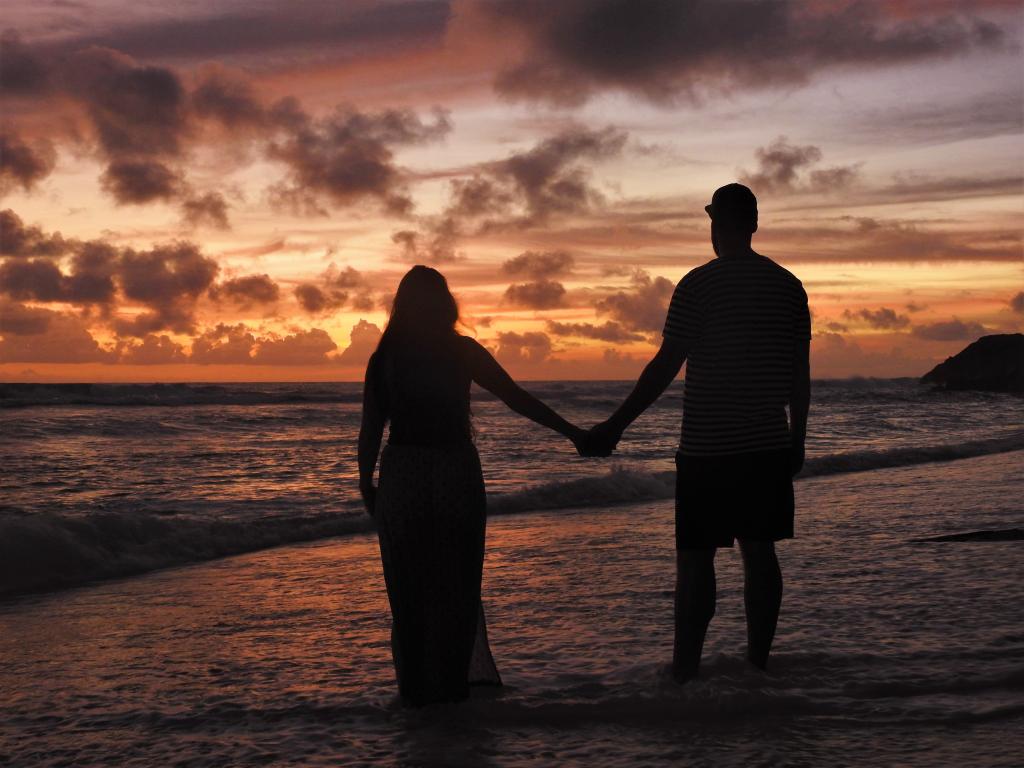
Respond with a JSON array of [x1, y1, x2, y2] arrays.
[[3, 447, 1022, 605], [3, 446, 1024, 604]]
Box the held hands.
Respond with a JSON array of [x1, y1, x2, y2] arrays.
[[583, 419, 623, 457], [566, 419, 623, 458]]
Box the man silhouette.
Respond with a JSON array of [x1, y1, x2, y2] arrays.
[[584, 183, 811, 682]]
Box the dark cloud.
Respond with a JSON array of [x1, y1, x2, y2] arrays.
[[503, 279, 566, 310], [494, 330, 553, 364], [190, 323, 258, 364], [293, 264, 371, 313], [100, 159, 181, 204], [502, 250, 574, 278], [0, 31, 52, 96], [68, 46, 189, 160], [181, 192, 230, 229], [116, 242, 219, 336], [743, 138, 821, 191], [1010, 292, 1024, 314], [294, 284, 335, 314], [2, 33, 454, 223], [0, 305, 112, 363], [842, 307, 910, 330], [0, 219, 334, 337], [267, 105, 451, 215], [0, 225, 119, 308], [43, 1, 451, 64], [0, 249, 116, 306], [64, 240, 119, 305], [0, 299, 51, 335], [0, 131, 57, 195], [3, 43, 236, 218], [912, 317, 988, 341], [209, 273, 281, 308], [448, 176, 514, 219], [808, 166, 860, 192], [741, 136, 859, 194], [0, 209, 70, 257], [190, 68, 266, 130], [252, 328, 338, 365], [193, 323, 340, 365], [336, 319, 382, 366], [391, 126, 626, 255], [0, 258, 64, 302], [391, 220, 458, 263], [545, 319, 646, 343], [485, 0, 1007, 105], [497, 127, 627, 224], [391, 229, 422, 260], [115, 334, 188, 364], [822, 321, 850, 333], [594, 269, 674, 332], [327, 264, 367, 290]]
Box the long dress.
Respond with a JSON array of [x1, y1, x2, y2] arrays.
[[371, 338, 502, 706]]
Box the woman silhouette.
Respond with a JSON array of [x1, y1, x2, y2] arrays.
[[358, 266, 584, 706]]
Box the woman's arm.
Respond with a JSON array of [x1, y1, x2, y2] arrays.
[[357, 355, 386, 517], [466, 340, 585, 446]]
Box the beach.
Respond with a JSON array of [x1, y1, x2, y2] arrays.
[[3, 449, 1022, 767]]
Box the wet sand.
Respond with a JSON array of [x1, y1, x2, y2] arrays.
[[2, 451, 1022, 767]]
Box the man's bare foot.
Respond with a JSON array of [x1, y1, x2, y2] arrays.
[[747, 651, 769, 671], [671, 664, 699, 685]]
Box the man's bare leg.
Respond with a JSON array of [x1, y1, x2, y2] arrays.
[[672, 548, 717, 683], [738, 539, 783, 670]]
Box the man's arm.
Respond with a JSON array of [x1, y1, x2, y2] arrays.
[[586, 337, 689, 455], [789, 338, 811, 476], [357, 356, 386, 517]]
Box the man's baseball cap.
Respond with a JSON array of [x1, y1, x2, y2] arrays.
[[704, 183, 757, 227]]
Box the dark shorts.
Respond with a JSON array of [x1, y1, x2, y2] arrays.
[[675, 449, 795, 550]]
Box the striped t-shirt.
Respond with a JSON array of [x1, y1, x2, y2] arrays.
[[663, 254, 811, 456]]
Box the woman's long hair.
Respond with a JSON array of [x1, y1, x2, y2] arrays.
[[376, 266, 461, 355]]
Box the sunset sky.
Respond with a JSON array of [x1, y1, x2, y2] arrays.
[[1, 0, 1021, 382]]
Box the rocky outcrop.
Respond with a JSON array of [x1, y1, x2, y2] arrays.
[[920, 334, 1024, 392]]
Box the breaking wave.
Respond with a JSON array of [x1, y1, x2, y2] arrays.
[[3, 433, 1022, 599], [490, 431, 1024, 513]]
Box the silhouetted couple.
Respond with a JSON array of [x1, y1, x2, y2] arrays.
[[358, 184, 812, 707]]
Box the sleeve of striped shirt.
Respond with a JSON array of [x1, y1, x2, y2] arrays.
[[795, 284, 811, 340], [662, 274, 703, 343]]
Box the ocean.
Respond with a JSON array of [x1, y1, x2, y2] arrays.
[[1, 379, 1022, 766], [1, 379, 1021, 597]]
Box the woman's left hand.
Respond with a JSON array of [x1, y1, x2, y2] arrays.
[[566, 425, 589, 456], [360, 483, 378, 519]]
